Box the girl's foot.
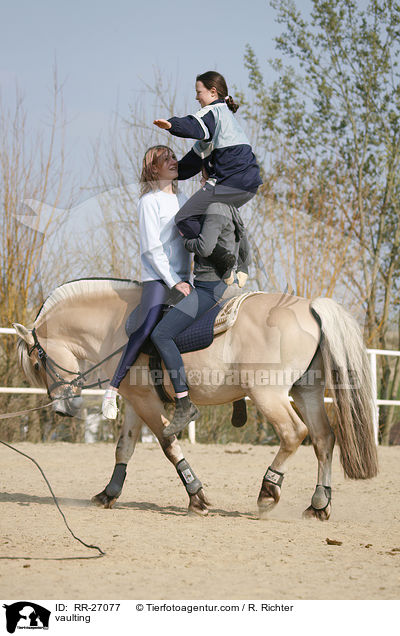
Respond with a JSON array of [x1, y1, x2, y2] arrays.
[[102, 388, 119, 420], [223, 270, 236, 285], [237, 271, 248, 288], [216, 253, 236, 283], [163, 396, 201, 437]]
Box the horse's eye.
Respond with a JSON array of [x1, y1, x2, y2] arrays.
[[34, 362, 40, 372]]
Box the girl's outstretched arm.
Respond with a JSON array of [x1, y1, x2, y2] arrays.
[[154, 109, 216, 141]]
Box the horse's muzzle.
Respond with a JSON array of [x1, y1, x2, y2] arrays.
[[52, 394, 83, 417]]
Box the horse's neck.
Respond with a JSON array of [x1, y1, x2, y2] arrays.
[[35, 290, 141, 361]]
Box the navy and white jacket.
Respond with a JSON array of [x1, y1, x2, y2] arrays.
[[167, 99, 262, 193]]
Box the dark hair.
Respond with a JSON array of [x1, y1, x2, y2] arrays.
[[196, 71, 240, 113]]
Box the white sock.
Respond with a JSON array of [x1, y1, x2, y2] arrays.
[[104, 388, 118, 399], [102, 388, 119, 419]]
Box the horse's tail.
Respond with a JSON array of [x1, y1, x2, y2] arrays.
[[310, 297, 378, 479]]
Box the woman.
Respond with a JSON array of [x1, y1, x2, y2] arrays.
[[102, 145, 191, 419], [151, 198, 240, 437]]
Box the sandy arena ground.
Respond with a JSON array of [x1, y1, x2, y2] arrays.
[[0, 441, 399, 600]]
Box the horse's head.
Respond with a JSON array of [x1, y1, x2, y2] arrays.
[[13, 323, 83, 417]]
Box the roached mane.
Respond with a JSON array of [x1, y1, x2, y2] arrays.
[[16, 278, 141, 387], [34, 277, 141, 324]]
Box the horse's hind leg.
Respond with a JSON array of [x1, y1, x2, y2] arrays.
[[290, 349, 335, 520], [248, 388, 308, 517], [92, 401, 142, 509], [130, 390, 210, 516]]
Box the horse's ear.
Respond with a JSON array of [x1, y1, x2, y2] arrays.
[[12, 323, 34, 346]]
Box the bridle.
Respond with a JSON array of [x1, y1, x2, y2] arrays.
[[28, 328, 125, 399]]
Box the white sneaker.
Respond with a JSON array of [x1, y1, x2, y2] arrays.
[[237, 271, 248, 288], [102, 390, 119, 420]]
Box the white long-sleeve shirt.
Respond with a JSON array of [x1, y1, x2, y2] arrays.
[[139, 190, 191, 288]]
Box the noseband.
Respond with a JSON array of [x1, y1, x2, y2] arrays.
[[28, 328, 124, 398]]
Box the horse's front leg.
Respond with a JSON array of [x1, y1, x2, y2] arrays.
[[162, 441, 210, 516], [133, 390, 210, 516], [92, 401, 142, 509]]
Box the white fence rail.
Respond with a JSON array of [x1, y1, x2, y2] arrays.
[[1, 328, 400, 444]]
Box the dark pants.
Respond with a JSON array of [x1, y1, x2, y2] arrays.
[[151, 279, 227, 393], [175, 184, 255, 273], [111, 280, 169, 388]]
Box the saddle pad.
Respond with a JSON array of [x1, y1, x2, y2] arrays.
[[174, 290, 264, 353], [174, 302, 224, 353], [213, 291, 264, 334], [125, 291, 264, 355], [125, 298, 227, 355]]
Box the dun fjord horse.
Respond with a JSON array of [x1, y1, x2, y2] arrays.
[[14, 278, 378, 519]]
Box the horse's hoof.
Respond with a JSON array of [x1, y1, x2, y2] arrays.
[[257, 482, 281, 517], [188, 489, 210, 516], [257, 499, 277, 518], [91, 490, 117, 509], [188, 505, 208, 517], [302, 504, 331, 521]]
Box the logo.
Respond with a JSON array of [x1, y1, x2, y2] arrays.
[[3, 602, 51, 633]]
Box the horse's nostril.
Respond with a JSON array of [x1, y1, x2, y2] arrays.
[[52, 395, 82, 418], [52, 399, 70, 416], [68, 396, 83, 413]]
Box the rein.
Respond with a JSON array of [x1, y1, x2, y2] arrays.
[[0, 402, 54, 420], [0, 440, 105, 559], [0, 367, 106, 559], [0, 324, 111, 560], [28, 328, 125, 396]]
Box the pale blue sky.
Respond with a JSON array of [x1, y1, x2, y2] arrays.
[[1, 0, 284, 189], [1, 0, 289, 282]]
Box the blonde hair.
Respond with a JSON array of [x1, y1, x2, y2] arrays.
[[140, 145, 178, 196]]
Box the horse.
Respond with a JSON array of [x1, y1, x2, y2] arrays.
[[13, 278, 378, 519]]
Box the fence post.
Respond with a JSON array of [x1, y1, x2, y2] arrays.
[[369, 351, 379, 445]]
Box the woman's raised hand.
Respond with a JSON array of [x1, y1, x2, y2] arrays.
[[154, 119, 172, 130]]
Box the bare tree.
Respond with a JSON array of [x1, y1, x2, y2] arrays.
[[0, 71, 68, 440], [237, 0, 400, 442], [75, 69, 200, 278]]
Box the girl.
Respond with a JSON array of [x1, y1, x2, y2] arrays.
[[154, 70, 262, 287], [150, 198, 239, 437], [102, 145, 193, 420]]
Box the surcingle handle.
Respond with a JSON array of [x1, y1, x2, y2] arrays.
[[176, 459, 203, 495]]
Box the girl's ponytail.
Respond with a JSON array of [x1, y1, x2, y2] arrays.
[[225, 95, 239, 113]]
